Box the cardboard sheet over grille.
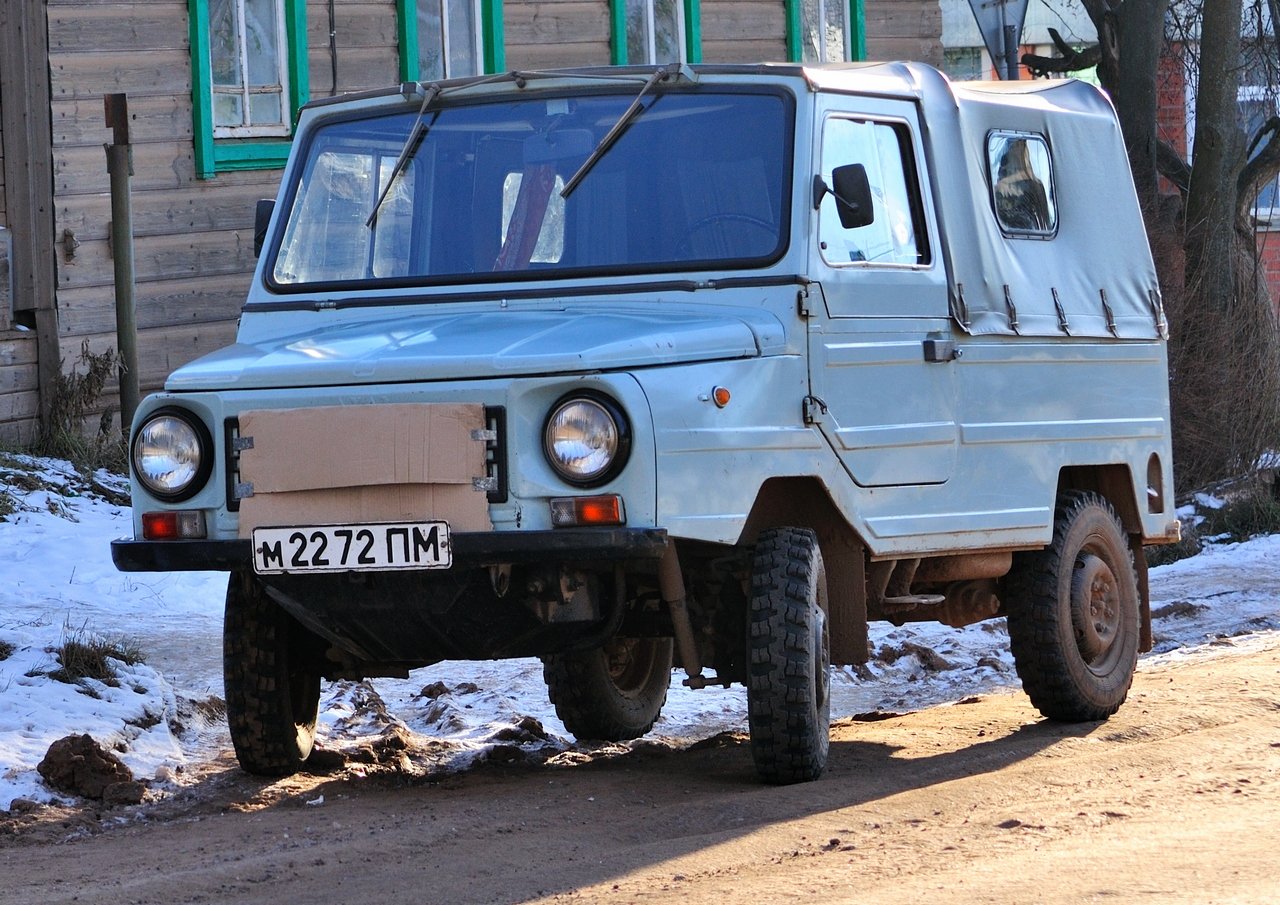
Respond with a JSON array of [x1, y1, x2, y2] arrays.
[[235, 404, 492, 537]]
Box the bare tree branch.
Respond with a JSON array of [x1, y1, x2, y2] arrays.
[[1022, 28, 1102, 76], [1157, 139, 1193, 194], [1238, 117, 1280, 223]]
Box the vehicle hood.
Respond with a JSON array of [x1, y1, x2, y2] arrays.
[[166, 306, 782, 390]]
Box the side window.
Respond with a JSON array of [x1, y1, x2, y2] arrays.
[[987, 132, 1057, 236], [818, 118, 927, 267]]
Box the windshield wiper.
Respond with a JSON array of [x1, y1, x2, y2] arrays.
[[365, 83, 443, 228], [560, 63, 696, 200]]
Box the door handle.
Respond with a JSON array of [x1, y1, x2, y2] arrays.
[[923, 339, 960, 363]]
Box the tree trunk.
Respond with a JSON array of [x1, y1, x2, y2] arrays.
[[1084, 0, 1170, 208], [1184, 0, 1246, 303]]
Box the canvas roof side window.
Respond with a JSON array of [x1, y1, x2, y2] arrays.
[[989, 132, 1056, 236]]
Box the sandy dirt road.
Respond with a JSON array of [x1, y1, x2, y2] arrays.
[[2, 637, 1278, 905]]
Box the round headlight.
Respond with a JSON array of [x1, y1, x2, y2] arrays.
[[131, 410, 212, 502], [543, 395, 630, 486]]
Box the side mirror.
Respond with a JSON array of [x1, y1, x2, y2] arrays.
[[253, 199, 275, 258], [830, 163, 874, 229]]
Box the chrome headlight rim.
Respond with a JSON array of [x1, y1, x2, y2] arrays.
[[130, 407, 214, 503], [542, 392, 632, 488]]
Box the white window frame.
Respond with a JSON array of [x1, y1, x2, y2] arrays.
[[211, 0, 292, 139]]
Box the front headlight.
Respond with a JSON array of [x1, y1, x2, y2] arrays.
[[543, 394, 630, 486], [131, 409, 213, 502]]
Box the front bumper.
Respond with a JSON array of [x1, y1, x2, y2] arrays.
[[111, 527, 670, 572]]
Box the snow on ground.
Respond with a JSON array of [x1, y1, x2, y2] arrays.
[[2, 456, 1278, 810]]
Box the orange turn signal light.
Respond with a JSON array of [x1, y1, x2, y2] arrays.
[[712, 386, 731, 408], [549, 495, 626, 527]]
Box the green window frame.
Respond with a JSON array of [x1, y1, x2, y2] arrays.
[[190, 0, 309, 179], [785, 0, 866, 63], [609, 0, 702, 65], [397, 0, 506, 80]]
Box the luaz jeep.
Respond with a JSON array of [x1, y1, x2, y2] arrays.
[[113, 61, 1179, 783]]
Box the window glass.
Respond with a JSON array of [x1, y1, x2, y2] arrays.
[[819, 118, 924, 266], [268, 91, 792, 290], [626, 0, 685, 64], [209, 0, 289, 136], [800, 0, 846, 64], [987, 132, 1057, 235], [418, 0, 482, 80]]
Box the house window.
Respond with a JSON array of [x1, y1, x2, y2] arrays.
[[987, 132, 1057, 236], [417, 0, 483, 79], [190, 0, 308, 178], [625, 0, 686, 64], [209, 0, 290, 136], [788, 0, 848, 64], [400, 0, 502, 80]]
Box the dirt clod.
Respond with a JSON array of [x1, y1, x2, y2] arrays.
[[36, 733, 135, 801]]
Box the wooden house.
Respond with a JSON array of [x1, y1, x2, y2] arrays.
[[0, 0, 941, 445]]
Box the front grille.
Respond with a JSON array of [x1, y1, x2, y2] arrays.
[[225, 407, 508, 510]]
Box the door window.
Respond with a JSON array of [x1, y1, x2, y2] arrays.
[[818, 118, 927, 267]]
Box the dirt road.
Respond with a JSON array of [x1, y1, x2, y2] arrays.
[[3, 637, 1279, 905]]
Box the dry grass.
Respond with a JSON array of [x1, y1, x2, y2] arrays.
[[47, 624, 145, 687]]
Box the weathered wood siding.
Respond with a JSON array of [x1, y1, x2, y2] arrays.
[[46, 0, 263, 433], [0, 334, 39, 445], [866, 1, 943, 66], [505, 0, 612, 70], [701, 0, 787, 63], [308, 0, 400, 96]]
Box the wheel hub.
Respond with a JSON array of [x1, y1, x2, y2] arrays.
[[1072, 552, 1120, 662]]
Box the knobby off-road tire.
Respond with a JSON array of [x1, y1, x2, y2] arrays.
[[747, 527, 831, 784], [543, 637, 674, 741], [1005, 491, 1140, 722], [224, 571, 324, 776]]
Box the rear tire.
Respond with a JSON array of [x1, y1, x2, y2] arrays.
[[746, 527, 831, 784], [543, 637, 674, 741], [224, 571, 323, 776], [1005, 491, 1140, 722]]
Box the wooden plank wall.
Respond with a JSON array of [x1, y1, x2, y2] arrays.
[[701, 0, 787, 62], [308, 0, 400, 96], [505, 0, 612, 70], [866, 1, 943, 66]]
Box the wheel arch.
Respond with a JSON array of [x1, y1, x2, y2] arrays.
[[1054, 467, 1153, 652], [738, 476, 869, 665]]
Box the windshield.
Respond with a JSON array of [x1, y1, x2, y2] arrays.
[[268, 88, 793, 291]]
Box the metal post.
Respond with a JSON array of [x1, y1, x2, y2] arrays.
[[1004, 23, 1021, 80], [105, 93, 140, 436]]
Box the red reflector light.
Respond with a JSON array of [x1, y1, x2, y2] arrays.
[[549, 495, 625, 527], [142, 511, 179, 540], [141, 510, 207, 540]]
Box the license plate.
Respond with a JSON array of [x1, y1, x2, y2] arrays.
[[252, 522, 451, 574]]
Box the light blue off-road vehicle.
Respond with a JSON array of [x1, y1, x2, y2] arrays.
[[114, 61, 1179, 783]]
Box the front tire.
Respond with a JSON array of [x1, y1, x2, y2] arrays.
[[746, 527, 831, 784], [1005, 491, 1140, 722], [542, 636, 674, 741], [224, 571, 324, 776]]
